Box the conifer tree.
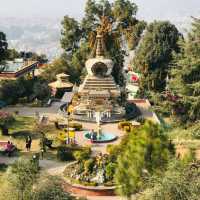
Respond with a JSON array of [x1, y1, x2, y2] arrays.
[[169, 17, 200, 123]]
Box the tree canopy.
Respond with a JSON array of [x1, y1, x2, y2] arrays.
[[133, 21, 180, 94], [0, 32, 8, 72], [169, 17, 200, 124], [114, 121, 174, 198], [139, 158, 200, 200], [57, 0, 145, 86], [0, 32, 8, 63]]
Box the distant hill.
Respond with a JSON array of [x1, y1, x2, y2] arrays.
[[0, 0, 199, 58]]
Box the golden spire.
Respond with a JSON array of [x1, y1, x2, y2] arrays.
[[95, 32, 105, 57], [89, 16, 112, 58]]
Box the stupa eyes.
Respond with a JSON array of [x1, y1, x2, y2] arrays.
[[91, 62, 108, 77]]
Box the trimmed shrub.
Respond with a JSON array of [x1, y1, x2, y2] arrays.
[[73, 147, 91, 162], [125, 102, 141, 119], [57, 146, 75, 161]]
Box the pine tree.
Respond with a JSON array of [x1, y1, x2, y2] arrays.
[[169, 17, 200, 124], [115, 121, 174, 198]]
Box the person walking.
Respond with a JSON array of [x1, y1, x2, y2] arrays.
[[26, 136, 32, 151]]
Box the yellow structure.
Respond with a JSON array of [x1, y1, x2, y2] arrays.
[[57, 131, 75, 142]]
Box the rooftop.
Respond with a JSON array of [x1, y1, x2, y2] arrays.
[[0, 59, 38, 79]]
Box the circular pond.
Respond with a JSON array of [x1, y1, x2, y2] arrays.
[[84, 132, 117, 143]]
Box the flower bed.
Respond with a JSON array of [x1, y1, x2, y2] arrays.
[[63, 161, 116, 196], [63, 154, 116, 188]]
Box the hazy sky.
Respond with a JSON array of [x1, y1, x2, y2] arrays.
[[0, 0, 199, 22]]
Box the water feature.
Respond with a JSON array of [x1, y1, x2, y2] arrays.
[[84, 132, 117, 143], [84, 111, 117, 143]]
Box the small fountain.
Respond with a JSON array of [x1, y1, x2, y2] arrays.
[[84, 112, 117, 143]]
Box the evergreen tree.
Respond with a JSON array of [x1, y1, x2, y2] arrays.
[[0, 32, 8, 72], [140, 158, 200, 200], [115, 121, 174, 198], [169, 17, 200, 123], [61, 16, 82, 53], [133, 21, 180, 94], [0, 158, 39, 200]]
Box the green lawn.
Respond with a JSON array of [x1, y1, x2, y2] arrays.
[[9, 116, 36, 133]]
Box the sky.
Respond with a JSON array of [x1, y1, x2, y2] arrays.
[[0, 0, 199, 23]]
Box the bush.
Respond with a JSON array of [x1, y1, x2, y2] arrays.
[[105, 162, 117, 181], [118, 121, 132, 130], [18, 97, 28, 104], [0, 111, 15, 125], [57, 146, 91, 162], [57, 146, 75, 161], [124, 126, 131, 132], [31, 99, 43, 107], [0, 112, 15, 135], [33, 176, 75, 200], [125, 102, 141, 119], [84, 158, 94, 173], [106, 144, 122, 161], [190, 122, 200, 139], [73, 147, 91, 162]]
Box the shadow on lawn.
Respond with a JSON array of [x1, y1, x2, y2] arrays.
[[0, 163, 8, 172], [10, 130, 41, 140], [10, 116, 36, 132]]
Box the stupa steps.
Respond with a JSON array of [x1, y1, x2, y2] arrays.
[[83, 86, 118, 90], [85, 81, 115, 84], [86, 77, 115, 81], [84, 83, 116, 86], [85, 79, 116, 84]]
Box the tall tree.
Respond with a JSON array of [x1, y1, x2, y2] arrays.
[[0, 32, 8, 72], [61, 16, 82, 53], [113, 0, 138, 27], [133, 21, 180, 94], [0, 32, 8, 62], [59, 0, 144, 85], [169, 17, 200, 124], [115, 121, 174, 198], [0, 158, 39, 200]]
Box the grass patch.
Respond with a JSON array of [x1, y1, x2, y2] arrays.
[[9, 116, 36, 133], [168, 127, 193, 140]]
